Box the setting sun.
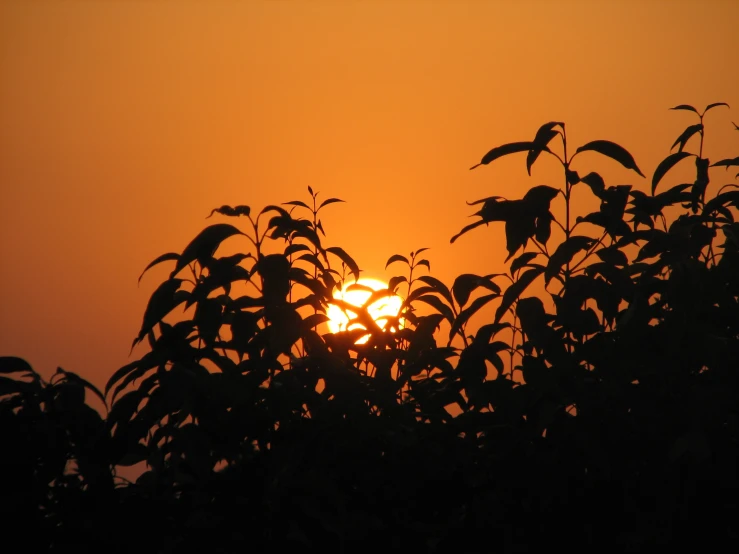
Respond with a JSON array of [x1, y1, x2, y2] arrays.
[[326, 277, 404, 342]]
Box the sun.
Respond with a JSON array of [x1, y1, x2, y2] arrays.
[[326, 277, 404, 343]]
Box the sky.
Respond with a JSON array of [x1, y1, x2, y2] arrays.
[[1, 0, 738, 395]]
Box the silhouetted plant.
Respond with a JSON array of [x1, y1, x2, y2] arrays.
[[3, 104, 739, 552]]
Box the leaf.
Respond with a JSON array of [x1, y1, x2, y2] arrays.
[[494, 266, 544, 323], [595, 246, 628, 266], [415, 294, 455, 323], [703, 102, 729, 115], [579, 172, 605, 197], [652, 151, 694, 195], [416, 275, 455, 307], [470, 141, 536, 170], [388, 275, 408, 292], [0, 356, 34, 375], [527, 122, 562, 175], [670, 104, 699, 114], [449, 293, 499, 341], [510, 252, 539, 275], [671, 123, 703, 153], [138, 252, 179, 284], [451, 273, 502, 309], [416, 259, 431, 271], [56, 368, 107, 409], [302, 313, 330, 331], [326, 246, 361, 283], [133, 279, 189, 349], [450, 220, 487, 244], [574, 140, 645, 177], [319, 198, 345, 209], [172, 224, 244, 277], [385, 254, 409, 269], [711, 156, 739, 169], [545, 236, 595, 285], [206, 204, 251, 218], [284, 243, 312, 257]]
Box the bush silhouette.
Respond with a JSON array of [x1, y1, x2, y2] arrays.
[[2, 104, 738, 552]]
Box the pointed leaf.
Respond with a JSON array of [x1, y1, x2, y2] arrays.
[[134, 279, 189, 348], [671, 124, 703, 153], [545, 236, 595, 285], [470, 141, 536, 170], [385, 254, 409, 269], [319, 198, 345, 209], [670, 104, 699, 114], [138, 253, 179, 284], [388, 275, 408, 292], [527, 122, 561, 175], [652, 151, 694, 195], [579, 172, 605, 197], [494, 266, 544, 323], [449, 293, 498, 341], [450, 220, 487, 243], [206, 205, 251, 218], [574, 140, 645, 177], [414, 294, 455, 323], [509, 252, 539, 275], [172, 224, 244, 277], [711, 157, 739, 169], [452, 273, 502, 309], [416, 259, 431, 271], [57, 368, 107, 409], [327, 246, 360, 283], [416, 275, 454, 307], [703, 102, 729, 115]]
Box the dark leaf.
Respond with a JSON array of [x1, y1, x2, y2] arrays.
[[388, 275, 408, 292], [385, 254, 409, 269], [450, 220, 487, 243], [595, 246, 628, 266], [0, 356, 34, 375], [284, 243, 312, 257], [327, 246, 361, 283], [671, 123, 703, 153], [523, 185, 560, 209], [56, 368, 107, 410], [416, 275, 455, 307], [494, 266, 544, 323], [670, 104, 699, 114], [711, 156, 739, 169], [206, 204, 251, 218], [579, 172, 605, 197], [471, 141, 536, 170], [652, 152, 694, 195], [172, 224, 244, 277], [415, 294, 455, 324], [451, 273, 502, 309], [302, 312, 330, 331], [510, 252, 539, 275], [319, 198, 345, 209], [545, 236, 595, 285], [574, 140, 645, 177], [527, 122, 562, 175], [133, 279, 189, 349], [138, 253, 179, 284], [703, 102, 729, 114], [449, 293, 499, 341], [416, 259, 431, 271]]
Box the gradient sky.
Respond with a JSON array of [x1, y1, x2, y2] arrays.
[[1, 0, 738, 393]]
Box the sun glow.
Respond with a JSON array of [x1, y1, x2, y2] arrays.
[[326, 278, 404, 343]]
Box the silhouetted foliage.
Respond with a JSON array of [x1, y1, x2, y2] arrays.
[[3, 106, 739, 552]]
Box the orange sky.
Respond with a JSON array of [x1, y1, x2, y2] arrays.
[[1, 0, 738, 392]]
